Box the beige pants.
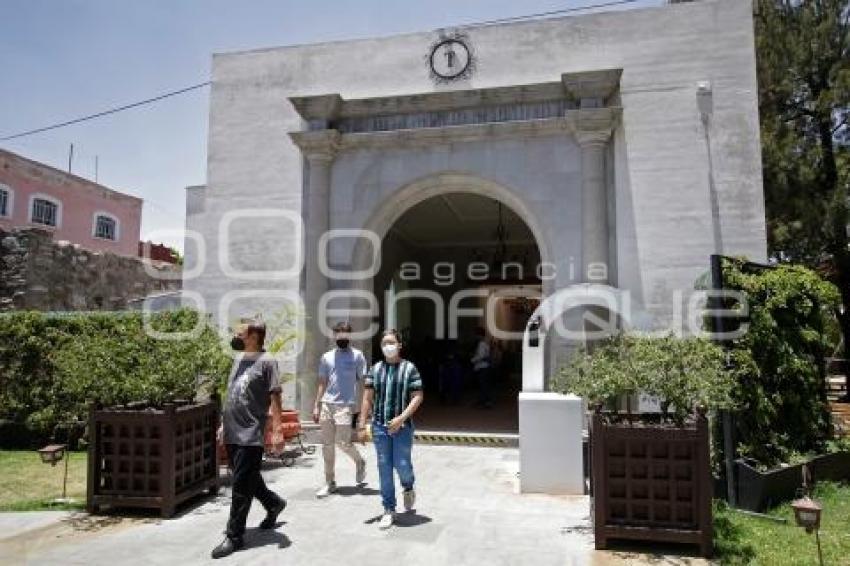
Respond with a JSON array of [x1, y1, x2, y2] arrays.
[[320, 403, 364, 483]]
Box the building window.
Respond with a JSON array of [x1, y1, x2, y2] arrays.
[[0, 186, 9, 217], [31, 197, 59, 227], [94, 214, 118, 240]]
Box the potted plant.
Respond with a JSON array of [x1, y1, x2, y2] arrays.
[[734, 441, 850, 512], [554, 334, 734, 557], [716, 258, 850, 512], [61, 309, 232, 518]]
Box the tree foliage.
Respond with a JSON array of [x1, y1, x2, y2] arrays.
[[756, 0, 850, 370]]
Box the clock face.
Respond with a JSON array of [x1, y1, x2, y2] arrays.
[[429, 39, 471, 80]]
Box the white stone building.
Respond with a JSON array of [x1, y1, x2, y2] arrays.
[[184, 0, 766, 434]]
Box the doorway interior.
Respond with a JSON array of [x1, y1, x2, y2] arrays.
[[372, 192, 542, 433]]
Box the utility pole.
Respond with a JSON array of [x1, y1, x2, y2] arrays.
[[94, 155, 99, 183], [68, 143, 74, 174]]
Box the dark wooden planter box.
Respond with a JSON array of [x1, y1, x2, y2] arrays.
[[591, 413, 713, 557], [87, 401, 219, 518], [735, 451, 850, 512]]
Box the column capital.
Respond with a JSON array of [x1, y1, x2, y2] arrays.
[[566, 107, 621, 148], [574, 130, 612, 148], [289, 129, 341, 163]]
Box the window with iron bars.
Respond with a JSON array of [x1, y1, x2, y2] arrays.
[[31, 198, 58, 226], [0, 188, 8, 217], [95, 215, 117, 240]]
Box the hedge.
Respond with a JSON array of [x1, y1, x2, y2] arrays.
[[0, 309, 231, 447]]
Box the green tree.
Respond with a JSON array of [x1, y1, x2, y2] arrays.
[[167, 246, 184, 266], [756, 0, 850, 390]]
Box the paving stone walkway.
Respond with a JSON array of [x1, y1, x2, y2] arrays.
[[0, 444, 710, 566]]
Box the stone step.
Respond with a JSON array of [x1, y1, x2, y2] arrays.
[[414, 430, 519, 447], [298, 422, 520, 447]]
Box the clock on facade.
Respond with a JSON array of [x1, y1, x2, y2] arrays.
[[428, 35, 474, 82]]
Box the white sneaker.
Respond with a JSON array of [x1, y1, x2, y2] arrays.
[[403, 488, 416, 512], [378, 511, 395, 530], [355, 459, 367, 484], [316, 482, 336, 498]]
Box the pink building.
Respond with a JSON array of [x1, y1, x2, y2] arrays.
[[0, 148, 142, 257]]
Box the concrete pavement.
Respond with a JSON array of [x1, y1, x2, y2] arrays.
[[1, 443, 710, 566]]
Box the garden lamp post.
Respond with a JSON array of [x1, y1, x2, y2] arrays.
[[791, 495, 822, 533], [37, 443, 73, 504], [791, 465, 824, 566]]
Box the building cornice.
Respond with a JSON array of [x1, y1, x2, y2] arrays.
[[295, 107, 622, 152], [288, 69, 622, 122]]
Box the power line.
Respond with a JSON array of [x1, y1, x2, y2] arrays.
[[0, 81, 210, 141], [0, 0, 643, 142], [458, 0, 641, 28]]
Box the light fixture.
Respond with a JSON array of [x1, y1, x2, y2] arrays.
[[791, 495, 822, 533], [696, 80, 713, 123], [37, 444, 66, 466], [37, 443, 73, 504], [492, 201, 509, 272], [790, 465, 825, 565]]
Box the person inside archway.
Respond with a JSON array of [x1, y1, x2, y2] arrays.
[[358, 329, 424, 529], [313, 321, 368, 498], [471, 326, 493, 409]]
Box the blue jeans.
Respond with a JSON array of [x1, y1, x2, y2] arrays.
[[372, 422, 415, 512]]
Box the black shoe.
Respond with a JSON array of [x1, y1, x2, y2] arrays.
[[211, 536, 243, 559], [259, 499, 286, 529]]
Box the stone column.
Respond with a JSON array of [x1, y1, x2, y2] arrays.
[[569, 109, 617, 346], [290, 130, 339, 416], [576, 130, 612, 284]]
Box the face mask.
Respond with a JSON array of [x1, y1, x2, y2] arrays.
[[230, 336, 245, 351], [336, 339, 350, 349], [382, 344, 399, 358]]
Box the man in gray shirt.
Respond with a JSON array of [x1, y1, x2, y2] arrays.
[[212, 320, 286, 559], [313, 321, 368, 497]]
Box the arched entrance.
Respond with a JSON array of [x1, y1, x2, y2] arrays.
[[352, 177, 547, 433]]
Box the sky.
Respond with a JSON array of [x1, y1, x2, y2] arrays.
[[0, 0, 661, 252]]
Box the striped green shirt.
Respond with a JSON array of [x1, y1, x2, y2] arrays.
[[364, 359, 423, 425]]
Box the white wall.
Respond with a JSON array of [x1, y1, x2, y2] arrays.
[[186, 0, 766, 379]]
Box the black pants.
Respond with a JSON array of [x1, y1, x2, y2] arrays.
[[226, 444, 282, 539], [474, 367, 492, 406]]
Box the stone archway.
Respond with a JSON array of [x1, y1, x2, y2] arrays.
[[349, 171, 554, 299], [350, 172, 553, 431]]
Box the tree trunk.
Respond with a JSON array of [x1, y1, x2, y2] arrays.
[[817, 101, 847, 399], [836, 250, 850, 400]]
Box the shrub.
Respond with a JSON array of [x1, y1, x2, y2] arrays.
[[554, 333, 734, 425], [720, 258, 840, 467], [0, 309, 232, 445]]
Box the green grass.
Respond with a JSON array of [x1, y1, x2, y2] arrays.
[[715, 482, 850, 565], [0, 450, 87, 511]]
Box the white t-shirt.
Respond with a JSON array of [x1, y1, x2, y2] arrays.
[[471, 339, 490, 370]]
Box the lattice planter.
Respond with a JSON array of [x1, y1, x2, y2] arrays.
[[86, 401, 219, 518], [735, 451, 850, 512], [590, 412, 713, 557]]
